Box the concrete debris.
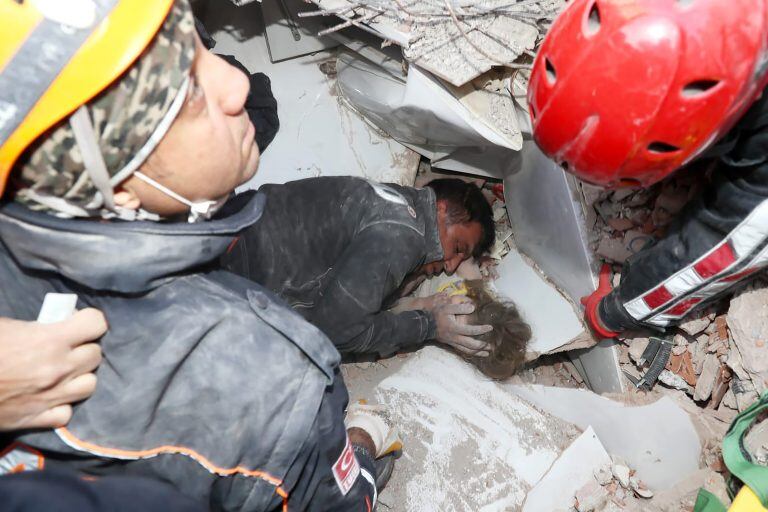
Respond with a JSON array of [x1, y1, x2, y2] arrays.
[[308, 0, 565, 86], [611, 463, 631, 489], [726, 282, 768, 395], [575, 480, 609, 512], [586, 167, 701, 264], [594, 467, 613, 486], [658, 369, 690, 391], [693, 353, 720, 402]]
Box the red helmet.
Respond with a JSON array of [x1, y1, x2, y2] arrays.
[[528, 0, 768, 188]]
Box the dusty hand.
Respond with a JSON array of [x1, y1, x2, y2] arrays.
[[390, 292, 451, 314], [0, 309, 106, 432], [432, 296, 493, 357]]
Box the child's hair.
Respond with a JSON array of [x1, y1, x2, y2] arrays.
[[463, 280, 531, 380]]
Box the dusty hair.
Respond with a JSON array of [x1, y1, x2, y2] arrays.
[[463, 280, 531, 380]]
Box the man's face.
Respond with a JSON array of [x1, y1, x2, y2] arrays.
[[120, 34, 260, 216], [421, 201, 483, 277]]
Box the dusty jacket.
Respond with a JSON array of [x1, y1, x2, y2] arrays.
[[600, 91, 768, 332], [0, 192, 374, 511], [221, 177, 444, 358]]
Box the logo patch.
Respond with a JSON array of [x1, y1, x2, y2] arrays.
[[332, 435, 360, 496]]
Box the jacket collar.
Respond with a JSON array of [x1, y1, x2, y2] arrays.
[[0, 191, 264, 294], [413, 187, 444, 263]]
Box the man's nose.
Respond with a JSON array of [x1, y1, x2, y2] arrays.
[[445, 257, 461, 274]]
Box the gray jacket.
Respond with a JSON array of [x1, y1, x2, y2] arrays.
[[0, 192, 373, 511], [221, 177, 444, 357]]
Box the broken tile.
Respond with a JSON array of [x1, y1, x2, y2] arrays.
[[708, 366, 732, 410], [606, 217, 635, 232]]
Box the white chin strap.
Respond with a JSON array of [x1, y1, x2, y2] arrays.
[[68, 94, 224, 223], [133, 171, 226, 223]]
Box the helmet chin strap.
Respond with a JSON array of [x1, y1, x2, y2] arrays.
[[69, 96, 225, 223], [132, 171, 227, 223]]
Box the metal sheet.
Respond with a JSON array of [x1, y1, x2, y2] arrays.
[[503, 141, 623, 393]]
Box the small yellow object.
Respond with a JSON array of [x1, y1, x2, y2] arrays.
[[729, 487, 767, 512], [436, 280, 469, 297]]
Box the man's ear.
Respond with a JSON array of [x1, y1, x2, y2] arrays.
[[436, 199, 448, 216], [113, 184, 141, 210]]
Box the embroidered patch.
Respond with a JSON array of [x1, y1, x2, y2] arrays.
[[332, 435, 361, 496]]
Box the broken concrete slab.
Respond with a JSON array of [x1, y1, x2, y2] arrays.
[[727, 283, 768, 394], [522, 427, 612, 512], [492, 247, 585, 358], [508, 384, 701, 490], [358, 347, 580, 511]]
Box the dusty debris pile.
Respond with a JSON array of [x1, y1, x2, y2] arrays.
[[618, 281, 768, 424], [572, 460, 653, 512], [305, 0, 565, 86], [583, 165, 705, 266]]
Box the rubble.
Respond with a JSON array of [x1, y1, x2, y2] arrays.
[[306, 0, 565, 86], [585, 165, 706, 265]]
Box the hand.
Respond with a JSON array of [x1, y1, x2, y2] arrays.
[[0, 309, 106, 432], [580, 264, 619, 339], [433, 296, 493, 357], [345, 402, 402, 458]]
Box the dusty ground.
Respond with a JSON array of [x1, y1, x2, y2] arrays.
[[343, 347, 582, 511]]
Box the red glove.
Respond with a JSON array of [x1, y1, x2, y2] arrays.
[[580, 264, 619, 339]]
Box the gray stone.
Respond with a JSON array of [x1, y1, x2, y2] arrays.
[[693, 354, 720, 402], [727, 284, 768, 395]]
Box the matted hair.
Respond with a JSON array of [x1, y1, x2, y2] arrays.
[[462, 280, 530, 380]]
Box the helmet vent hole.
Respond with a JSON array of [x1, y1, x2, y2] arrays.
[[682, 79, 721, 97], [545, 58, 556, 84], [586, 3, 601, 35], [648, 141, 680, 154], [530, 104, 537, 120]]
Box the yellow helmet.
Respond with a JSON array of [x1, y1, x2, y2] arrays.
[[0, 0, 176, 198]]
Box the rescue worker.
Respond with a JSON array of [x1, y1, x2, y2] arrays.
[[0, 0, 396, 509], [221, 176, 496, 358], [528, 0, 768, 339]]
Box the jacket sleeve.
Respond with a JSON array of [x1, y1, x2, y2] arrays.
[[600, 160, 768, 333], [282, 370, 377, 512], [300, 224, 437, 358]]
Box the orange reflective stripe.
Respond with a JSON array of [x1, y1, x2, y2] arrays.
[[56, 427, 287, 497], [10, 464, 25, 473]]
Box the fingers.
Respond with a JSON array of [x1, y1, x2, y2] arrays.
[[23, 404, 74, 430], [53, 373, 98, 404], [447, 335, 491, 357], [56, 308, 108, 347], [454, 322, 493, 337], [66, 342, 103, 376], [440, 302, 475, 315]]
